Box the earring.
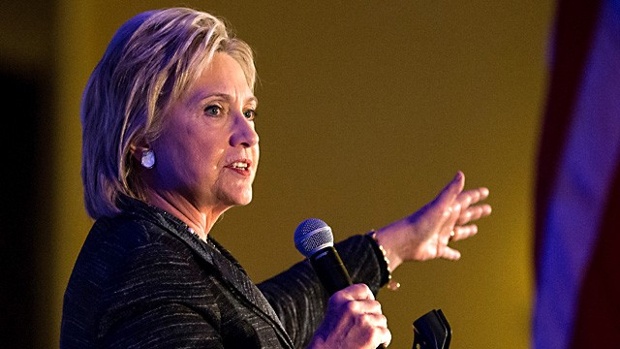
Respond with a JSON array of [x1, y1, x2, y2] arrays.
[[141, 150, 155, 169]]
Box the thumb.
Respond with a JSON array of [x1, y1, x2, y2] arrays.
[[434, 171, 465, 207]]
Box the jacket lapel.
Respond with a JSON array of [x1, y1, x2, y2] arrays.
[[160, 217, 295, 348], [124, 198, 295, 348]]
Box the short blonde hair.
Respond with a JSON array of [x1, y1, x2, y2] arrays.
[[81, 7, 256, 219]]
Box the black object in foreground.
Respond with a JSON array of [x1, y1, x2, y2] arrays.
[[412, 309, 452, 349]]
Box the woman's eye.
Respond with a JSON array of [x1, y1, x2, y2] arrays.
[[244, 109, 257, 121], [205, 105, 222, 116]]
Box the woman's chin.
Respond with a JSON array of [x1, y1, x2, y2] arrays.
[[220, 189, 253, 207]]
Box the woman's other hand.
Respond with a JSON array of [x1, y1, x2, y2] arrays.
[[375, 171, 492, 271]]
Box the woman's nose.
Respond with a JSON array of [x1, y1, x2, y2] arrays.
[[230, 114, 259, 147]]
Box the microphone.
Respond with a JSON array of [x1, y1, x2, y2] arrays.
[[294, 218, 387, 349], [294, 218, 352, 295]]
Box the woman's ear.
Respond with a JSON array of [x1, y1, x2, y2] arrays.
[[130, 140, 155, 169], [130, 140, 147, 162]]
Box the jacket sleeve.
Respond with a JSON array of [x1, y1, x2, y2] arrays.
[[257, 234, 386, 348]]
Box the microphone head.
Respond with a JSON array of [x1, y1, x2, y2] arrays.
[[294, 218, 334, 258]]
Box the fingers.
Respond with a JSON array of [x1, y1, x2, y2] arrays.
[[418, 171, 467, 232], [379, 171, 490, 264], [329, 285, 382, 318], [458, 204, 492, 225], [441, 246, 462, 261], [441, 203, 461, 245], [456, 188, 489, 211], [432, 171, 466, 232], [437, 178, 489, 260], [438, 203, 461, 257], [319, 284, 391, 348], [333, 283, 375, 301], [450, 224, 478, 242], [456, 186, 492, 225], [458, 187, 489, 205]]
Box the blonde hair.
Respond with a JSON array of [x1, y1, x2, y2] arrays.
[[81, 7, 256, 219]]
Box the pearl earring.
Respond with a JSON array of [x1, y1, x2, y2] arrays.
[[141, 150, 155, 169]]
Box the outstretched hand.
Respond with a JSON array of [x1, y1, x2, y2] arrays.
[[375, 171, 492, 271]]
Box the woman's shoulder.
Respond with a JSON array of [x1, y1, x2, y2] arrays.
[[67, 212, 212, 301], [70, 213, 194, 283], [88, 214, 168, 248]]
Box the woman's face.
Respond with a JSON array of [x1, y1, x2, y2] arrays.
[[149, 52, 259, 213]]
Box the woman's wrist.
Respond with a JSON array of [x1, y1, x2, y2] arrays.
[[366, 230, 401, 291]]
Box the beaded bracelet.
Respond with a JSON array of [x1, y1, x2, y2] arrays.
[[367, 230, 401, 291]]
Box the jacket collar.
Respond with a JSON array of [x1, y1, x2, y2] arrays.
[[118, 197, 294, 348]]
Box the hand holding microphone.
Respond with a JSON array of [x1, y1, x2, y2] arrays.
[[295, 218, 391, 349]]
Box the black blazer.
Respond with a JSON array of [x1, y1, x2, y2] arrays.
[[60, 199, 386, 348]]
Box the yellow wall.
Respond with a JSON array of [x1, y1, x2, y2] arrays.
[[46, 1, 555, 347]]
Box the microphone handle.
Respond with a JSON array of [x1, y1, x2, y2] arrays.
[[309, 247, 352, 295], [309, 247, 387, 349]]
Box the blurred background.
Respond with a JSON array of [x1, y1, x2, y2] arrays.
[[1, 1, 556, 348]]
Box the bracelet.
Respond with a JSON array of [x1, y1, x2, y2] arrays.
[[367, 230, 401, 291]]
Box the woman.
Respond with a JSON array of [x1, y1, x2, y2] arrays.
[[60, 7, 491, 349]]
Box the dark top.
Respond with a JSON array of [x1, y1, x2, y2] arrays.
[[60, 198, 388, 348]]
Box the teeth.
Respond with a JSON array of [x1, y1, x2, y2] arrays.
[[231, 162, 248, 169]]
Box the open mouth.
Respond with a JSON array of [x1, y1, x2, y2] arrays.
[[226, 159, 252, 173], [230, 161, 249, 170]]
